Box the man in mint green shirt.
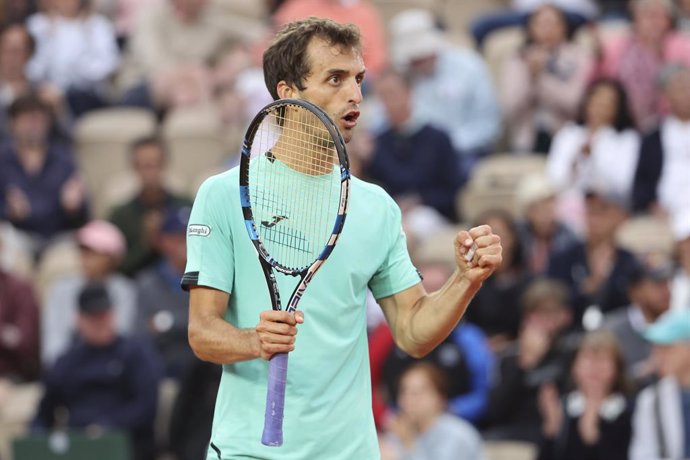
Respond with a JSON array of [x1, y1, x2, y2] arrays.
[[183, 17, 503, 460]]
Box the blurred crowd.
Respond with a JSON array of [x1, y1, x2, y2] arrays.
[[0, 0, 690, 459]]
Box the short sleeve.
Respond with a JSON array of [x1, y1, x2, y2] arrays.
[[368, 201, 421, 300], [181, 175, 235, 293]]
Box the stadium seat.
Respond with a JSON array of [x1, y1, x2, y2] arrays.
[[616, 214, 675, 259], [457, 154, 547, 222], [100, 170, 189, 219], [0, 382, 42, 460], [482, 25, 524, 85], [34, 237, 82, 304], [12, 431, 130, 460], [162, 105, 228, 193], [371, 0, 440, 25], [74, 108, 158, 219], [442, 0, 511, 38], [484, 440, 537, 460]]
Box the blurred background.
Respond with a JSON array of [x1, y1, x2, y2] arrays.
[[1, 0, 690, 459]]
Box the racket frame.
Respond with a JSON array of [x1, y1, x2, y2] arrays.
[[238, 98, 350, 447]]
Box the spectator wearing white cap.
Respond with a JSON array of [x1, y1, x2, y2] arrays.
[[629, 309, 690, 459], [41, 220, 136, 366], [386, 9, 500, 178], [671, 209, 690, 311]]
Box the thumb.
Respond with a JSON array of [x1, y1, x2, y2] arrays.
[[294, 311, 304, 324]]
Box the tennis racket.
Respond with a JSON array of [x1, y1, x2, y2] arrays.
[[239, 98, 350, 447]]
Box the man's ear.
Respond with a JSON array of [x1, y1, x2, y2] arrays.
[[276, 81, 295, 99]]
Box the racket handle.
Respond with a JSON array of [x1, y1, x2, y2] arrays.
[[261, 352, 289, 446]]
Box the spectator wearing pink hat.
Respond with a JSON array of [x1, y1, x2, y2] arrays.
[[41, 220, 136, 366]]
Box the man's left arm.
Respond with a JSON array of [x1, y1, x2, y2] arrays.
[[378, 225, 502, 358]]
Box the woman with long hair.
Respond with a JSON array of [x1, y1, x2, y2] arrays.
[[537, 330, 633, 460]]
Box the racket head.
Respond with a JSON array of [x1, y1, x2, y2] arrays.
[[240, 99, 350, 276]]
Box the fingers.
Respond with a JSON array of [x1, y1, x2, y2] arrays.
[[457, 225, 503, 273], [256, 310, 303, 360]]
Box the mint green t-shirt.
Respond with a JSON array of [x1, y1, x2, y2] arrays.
[[183, 166, 421, 460]]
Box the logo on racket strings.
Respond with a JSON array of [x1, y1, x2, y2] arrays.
[[261, 215, 289, 228]]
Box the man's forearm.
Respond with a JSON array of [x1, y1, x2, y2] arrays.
[[398, 271, 481, 358], [188, 315, 260, 365]]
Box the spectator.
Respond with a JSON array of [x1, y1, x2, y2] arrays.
[[632, 64, 690, 216], [0, 95, 88, 248], [113, 0, 162, 42], [547, 79, 639, 219], [629, 309, 690, 459], [595, 0, 690, 130], [26, 0, 120, 116], [482, 278, 577, 444], [465, 210, 532, 349], [603, 257, 673, 386], [41, 220, 136, 366], [0, 0, 37, 23], [168, 359, 221, 460], [364, 69, 462, 221], [678, 0, 690, 32], [537, 330, 633, 460], [500, 4, 593, 153], [32, 281, 160, 460], [273, 0, 387, 77], [671, 209, 690, 310], [135, 205, 194, 380], [547, 185, 637, 329], [380, 363, 485, 460], [0, 234, 40, 382], [388, 9, 500, 177], [109, 136, 192, 277], [471, 0, 598, 49], [118, 0, 264, 110], [515, 173, 580, 276], [0, 22, 34, 138]]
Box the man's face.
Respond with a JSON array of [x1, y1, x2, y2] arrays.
[[132, 144, 166, 189], [630, 278, 671, 320], [0, 25, 32, 77], [286, 38, 365, 144], [585, 195, 627, 243], [375, 73, 411, 129], [77, 310, 117, 347], [10, 109, 51, 146]]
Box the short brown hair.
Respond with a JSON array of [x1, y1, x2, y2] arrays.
[[521, 278, 570, 314], [397, 362, 450, 401], [574, 330, 632, 395], [262, 17, 362, 101]]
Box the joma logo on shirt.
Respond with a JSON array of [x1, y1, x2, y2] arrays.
[[188, 224, 211, 237]]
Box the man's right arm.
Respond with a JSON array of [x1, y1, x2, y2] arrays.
[[187, 286, 302, 364]]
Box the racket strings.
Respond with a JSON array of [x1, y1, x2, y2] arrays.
[[248, 103, 341, 271]]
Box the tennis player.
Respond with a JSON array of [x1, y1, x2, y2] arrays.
[[183, 17, 503, 459]]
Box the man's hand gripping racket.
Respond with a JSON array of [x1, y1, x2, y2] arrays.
[[239, 99, 350, 446]]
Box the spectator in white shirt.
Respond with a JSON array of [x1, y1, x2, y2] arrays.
[[26, 0, 119, 116], [547, 79, 639, 231]]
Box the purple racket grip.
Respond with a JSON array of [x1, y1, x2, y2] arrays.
[[261, 352, 289, 446]]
